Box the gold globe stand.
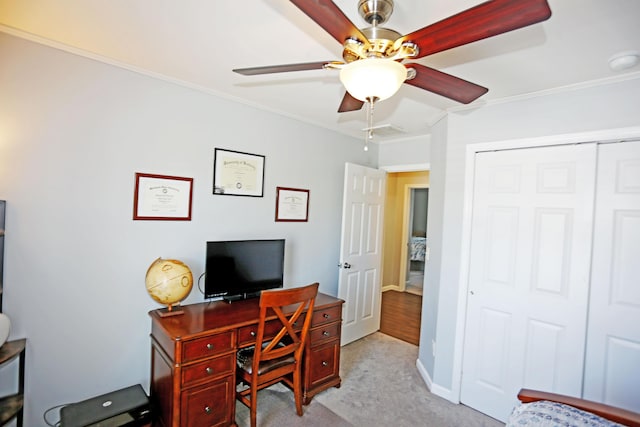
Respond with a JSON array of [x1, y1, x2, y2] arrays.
[[157, 303, 185, 318]]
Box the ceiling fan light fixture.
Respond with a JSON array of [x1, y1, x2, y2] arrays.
[[339, 58, 407, 102]]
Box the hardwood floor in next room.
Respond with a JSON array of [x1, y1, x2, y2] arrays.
[[379, 290, 422, 346]]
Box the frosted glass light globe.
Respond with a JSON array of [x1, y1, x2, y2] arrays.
[[340, 58, 407, 102]]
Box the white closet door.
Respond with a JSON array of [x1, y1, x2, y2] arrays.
[[583, 140, 640, 412], [461, 144, 597, 421]]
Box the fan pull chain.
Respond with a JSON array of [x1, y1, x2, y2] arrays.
[[364, 98, 375, 151]]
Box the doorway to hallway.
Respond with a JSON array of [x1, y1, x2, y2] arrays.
[[380, 170, 429, 345]]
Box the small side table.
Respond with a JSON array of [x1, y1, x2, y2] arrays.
[[0, 338, 26, 427]]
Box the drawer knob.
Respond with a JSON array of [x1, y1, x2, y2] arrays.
[[323, 313, 330, 319], [322, 361, 328, 367], [250, 331, 256, 337], [204, 406, 212, 414], [206, 367, 213, 375], [206, 343, 214, 350], [322, 331, 330, 336]]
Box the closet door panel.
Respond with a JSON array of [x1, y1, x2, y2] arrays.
[[584, 140, 640, 412], [461, 144, 597, 421]]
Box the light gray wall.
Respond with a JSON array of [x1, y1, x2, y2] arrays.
[[422, 76, 640, 397], [0, 32, 374, 426], [417, 116, 447, 378], [377, 135, 430, 169]]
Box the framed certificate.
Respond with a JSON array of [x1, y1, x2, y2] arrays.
[[275, 187, 309, 222], [133, 173, 193, 220], [213, 148, 265, 197]]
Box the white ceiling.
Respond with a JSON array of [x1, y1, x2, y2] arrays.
[[1, 0, 639, 142]]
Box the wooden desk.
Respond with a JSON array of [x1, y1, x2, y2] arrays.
[[149, 293, 343, 427]]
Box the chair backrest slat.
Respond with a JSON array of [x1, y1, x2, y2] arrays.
[[252, 282, 319, 368]]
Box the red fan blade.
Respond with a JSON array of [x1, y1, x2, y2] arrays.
[[233, 61, 332, 75], [337, 92, 365, 113], [404, 63, 488, 104], [396, 0, 552, 59], [290, 0, 371, 49]]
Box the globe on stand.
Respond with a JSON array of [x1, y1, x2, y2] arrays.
[[145, 257, 193, 317]]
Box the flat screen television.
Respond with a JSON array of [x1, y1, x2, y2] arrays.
[[205, 239, 285, 301]]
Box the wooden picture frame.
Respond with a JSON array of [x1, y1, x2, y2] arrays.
[[133, 173, 193, 220], [213, 148, 265, 197], [275, 187, 309, 222]]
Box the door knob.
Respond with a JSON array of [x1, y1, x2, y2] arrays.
[[342, 262, 351, 269]]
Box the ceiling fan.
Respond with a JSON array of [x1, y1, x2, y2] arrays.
[[233, 0, 552, 113]]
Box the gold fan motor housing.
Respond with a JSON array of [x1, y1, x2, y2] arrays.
[[342, 27, 418, 63], [344, 0, 418, 63]]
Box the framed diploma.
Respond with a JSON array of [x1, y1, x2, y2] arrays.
[[133, 173, 193, 220], [275, 187, 309, 222], [213, 148, 265, 197]]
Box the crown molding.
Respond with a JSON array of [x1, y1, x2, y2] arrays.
[[0, 24, 368, 141], [448, 71, 640, 114], [5, 23, 637, 144]]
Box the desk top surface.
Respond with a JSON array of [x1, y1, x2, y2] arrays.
[[150, 292, 342, 340]]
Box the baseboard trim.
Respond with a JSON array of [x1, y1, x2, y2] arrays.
[[416, 359, 458, 403], [416, 358, 433, 391]]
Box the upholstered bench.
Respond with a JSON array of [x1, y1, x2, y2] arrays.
[[508, 400, 624, 426], [507, 389, 640, 427]]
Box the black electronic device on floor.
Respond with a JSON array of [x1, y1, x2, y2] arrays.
[[60, 384, 151, 427]]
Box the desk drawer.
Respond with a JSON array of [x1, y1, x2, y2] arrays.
[[182, 331, 233, 363], [181, 353, 235, 388], [180, 375, 234, 427], [237, 315, 305, 347], [309, 322, 340, 346], [311, 306, 341, 327], [307, 340, 340, 388]]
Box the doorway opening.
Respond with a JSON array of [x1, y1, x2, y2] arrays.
[[380, 171, 429, 345], [406, 187, 428, 296]]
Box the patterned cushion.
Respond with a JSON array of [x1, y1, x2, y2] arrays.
[[237, 343, 295, 375], [507, 401, 624, 427]]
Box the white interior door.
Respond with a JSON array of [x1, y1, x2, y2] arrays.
[[338, 162, 386, 345], [461, 144, 597, 421], [583, 140, 640, 412]]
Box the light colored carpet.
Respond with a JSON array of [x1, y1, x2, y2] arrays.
[[235, 386, 353, 427], [236, 332, 504, 427]]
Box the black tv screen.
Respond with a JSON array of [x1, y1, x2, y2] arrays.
[[205, 239, 285, 300]]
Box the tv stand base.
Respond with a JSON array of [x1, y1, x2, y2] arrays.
[[223, 291, 260, 303]]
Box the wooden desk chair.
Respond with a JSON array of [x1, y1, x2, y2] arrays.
[[236, 282, 319, 427]]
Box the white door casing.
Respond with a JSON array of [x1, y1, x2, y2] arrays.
[[338, 162, 386, 345], [583, 140, 640, 412], [460, 144, 597, 421]]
